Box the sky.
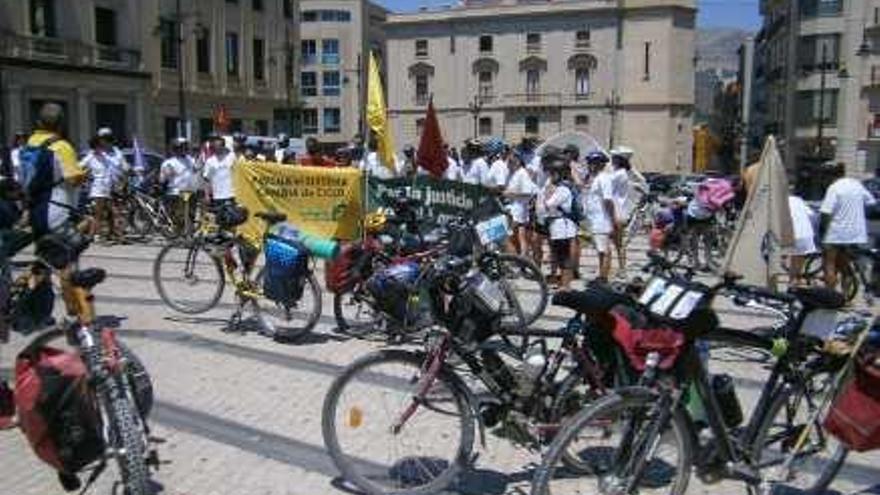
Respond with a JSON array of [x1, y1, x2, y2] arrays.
[[374, 0, 763, 31]]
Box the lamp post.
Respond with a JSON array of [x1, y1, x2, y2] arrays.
[[468, 95, 483, 139], [175, 0, 187, 139], [815, 41, 829, 158], [606, 91, 620, 149]]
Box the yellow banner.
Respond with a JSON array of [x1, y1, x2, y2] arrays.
[[233, 161, 363, 242]]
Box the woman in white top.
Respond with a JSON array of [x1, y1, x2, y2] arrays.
[[537, 162, 576, 289], [788, 194, 817, 286], [81, 134, 120, 240], [504, 153, 538, 255], [610, 154, 632, 277]]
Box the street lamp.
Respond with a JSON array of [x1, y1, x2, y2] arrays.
[[605, 91, 621, 149], [468, 95, 483, 139]]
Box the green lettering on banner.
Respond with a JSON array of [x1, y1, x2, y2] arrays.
[[367, 176, 490, 225]]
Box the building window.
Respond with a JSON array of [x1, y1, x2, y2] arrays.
[[165, 117, 180, 144], [283, 0, 293, 18], [252, 38, 265, 81], [226, 32, 240, 77], [30, 0, 57, 37], [196, 28, 211, 73], [479, 70, 493, 99], [415, 74, 429, 105], [796, 89, 839, 126], [323, 71, 341, 96], [252, 0, 263, 10], [525, 115, 539, 135], [416, 118, 425, 136], [576, 29, 590, 48], [321, 10, 351, 21], [575, 68, 590, 97], [800, 0, 842, 18], [323, 108, 341, 133], [94, 7, 116, 46], [575, 114, 589, 129], [479, 35, 493, 53], [526, 69, 540, 95], [301, 39, 317, 65], [301, 72, 317, 96], [199, 118, 214, 141], [230, 119, 243, 133], [415, 39, 428, 57], [160, 18, 178, 69], [302, 10, 317, 21], [798, 34, 841, 72], [322, 39, 340, 65], [255, 119, 269, 136], [526, 33, 541, 52], [478, 117, 492, 136], [643, 41, 651, 81]]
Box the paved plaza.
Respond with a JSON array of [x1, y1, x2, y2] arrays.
[[1, 240, 878, 495]]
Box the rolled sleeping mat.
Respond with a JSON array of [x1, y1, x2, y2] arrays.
[[298, 232, 340, 259]]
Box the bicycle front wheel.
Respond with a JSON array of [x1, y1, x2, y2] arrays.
[[333, 285, 383, 338], [152, 242, 225, 314], [751, 380, 849, 493], [496, 253, 548, 327], [254, 271, 322, 341], [322, 350, 475, 495], [532, 388, 692, 495], [106, 382, 153, 495]]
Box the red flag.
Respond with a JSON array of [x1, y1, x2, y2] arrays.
[[416, 98, 448, 178], [214, 104, 230, 133]]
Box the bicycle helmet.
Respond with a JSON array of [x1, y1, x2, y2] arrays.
[[585, 150, 610, 165], [483, 137, 505, 157], [364, 210, 388, 234]]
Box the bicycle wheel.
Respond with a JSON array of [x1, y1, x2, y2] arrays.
[[496, 253, 548, 327], [334, 285, 383, 338], [152, 242, 225, 314], [322, 350, 475, 495], [751, 378, 848, 493], [532, 388, 692, 495], [254, 270, 322, 340], [106, 382, 152, 495], [127, 204, 154, 239]]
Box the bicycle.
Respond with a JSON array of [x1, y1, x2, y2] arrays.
[[799, 245, 878, 305], [4, 234, 157, 494], [322, 252, 642, 495], [531, 275, 866, 495], [152, 210, 322, 340]]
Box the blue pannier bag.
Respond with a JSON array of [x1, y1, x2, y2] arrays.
[[18, 136, 62, 236], [263, 229, 308, 305]]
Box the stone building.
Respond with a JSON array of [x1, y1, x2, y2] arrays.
[[298, 0, 387, 147], [384, 0, 696, 173], [0, 0, 300, 152]]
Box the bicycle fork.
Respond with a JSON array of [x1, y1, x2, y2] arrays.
[[391, 343, 449, 435]]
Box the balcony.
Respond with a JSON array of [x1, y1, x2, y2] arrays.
[[321, 53, 340, 65], [503, 92, 562, 107], [301, 54, 318, 65], [0, 30, 142, 72]]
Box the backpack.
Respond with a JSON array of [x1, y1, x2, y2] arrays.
[[561, 180, 585, 224], [17, 136, 62, 235]]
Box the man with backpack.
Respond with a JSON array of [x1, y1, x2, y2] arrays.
[[583, 151, 616, 281]]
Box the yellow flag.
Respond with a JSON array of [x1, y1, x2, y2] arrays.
[[366, 51, 396, 171]]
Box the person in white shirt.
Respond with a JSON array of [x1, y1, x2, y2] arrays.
[[819, 162, 876, 289], [274, 134, 290, 163], [584, 151, 617, 281], [203, 134, 237, 206], [486, 146, 511, 191], [610, 153, 632, 277], [358, 139, 400, 179], [9, 131, 27, 182], [81, 134, 120, 240], [443, 145, 462, 181], [160, 138, 198, 235], [527, 153, 547, 189], [788, 193, 817, 286], [460, 140, 490, 186], [504, 152, 538, 255], [537, 159, 577, 289]]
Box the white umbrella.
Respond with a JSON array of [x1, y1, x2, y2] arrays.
[[535, 130, 606, 159]]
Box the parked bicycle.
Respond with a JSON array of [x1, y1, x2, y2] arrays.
[[798, 245, 879, 305], [152, 209, 322, 340], [531, 273, 867, 495]]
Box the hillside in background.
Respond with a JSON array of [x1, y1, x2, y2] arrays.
[[697, 28, 753, 75]]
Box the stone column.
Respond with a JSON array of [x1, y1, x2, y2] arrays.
[[4, 83, 24, 136], [835, 0, 869, 176], [76, 87, 91, 150], [133, 90, 147, 142]]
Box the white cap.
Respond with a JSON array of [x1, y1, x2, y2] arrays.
[[610, 145, 635, 159], [97, 127, 114, 137]]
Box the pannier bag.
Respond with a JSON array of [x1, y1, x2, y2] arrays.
[[14, 346, 103, 473], [366, 261, 420, 323], [263, 226, 308, 305], [325, 242, 372, 294], [824, 351, 880, 452]]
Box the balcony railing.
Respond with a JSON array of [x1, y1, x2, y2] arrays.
[[504, 92, 563, 106], [0, 30, 142, 72], [321, 53, 340, 65], [301, 54, 318, 65]]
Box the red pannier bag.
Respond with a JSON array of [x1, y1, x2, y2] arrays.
[[325, 242, 361, 294], [610, 307, 686, 372], [14, 345, 103, 473], [824, 352, 880, 452]]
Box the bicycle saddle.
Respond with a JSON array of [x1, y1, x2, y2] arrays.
[[789, 287, 846, 311], [254, 211, 287, 224], [70, 268, 106, 290], [552, 284, 632, 316]]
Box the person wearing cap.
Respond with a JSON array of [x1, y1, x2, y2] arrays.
[[160, 138, 197, 236], [203, 134, 237, 207], [536, 152, 577, 289], [81, 133, 121, 241], [461, 139, 490, 186], [584, 151, 616, 281]]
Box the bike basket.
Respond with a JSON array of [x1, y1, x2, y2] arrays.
[[824, 351, 880, 451], [263, 235, 308, 305], [474, 214, 511, 247]]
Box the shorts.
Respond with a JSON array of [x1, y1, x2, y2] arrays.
[[793, 237, 817, 256], [550, 238, 573, 269], [592, 233, 611, 254]]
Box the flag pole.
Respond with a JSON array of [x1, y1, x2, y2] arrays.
[[361, 51, 372, 243]]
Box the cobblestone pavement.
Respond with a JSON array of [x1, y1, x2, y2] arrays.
[[1, 239, 878, 495]]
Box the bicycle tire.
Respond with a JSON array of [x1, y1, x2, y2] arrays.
[[152, 242, 225, 314], [333, 286, 382, 338], [496, 253, 548, 327], [106, 383, 152, 495], [254, 269, 323, 340], [532, 388, 692, 495], [750, 383, 848, 493], [550, 370, 605, 474], [322, 349, 475, 495]]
